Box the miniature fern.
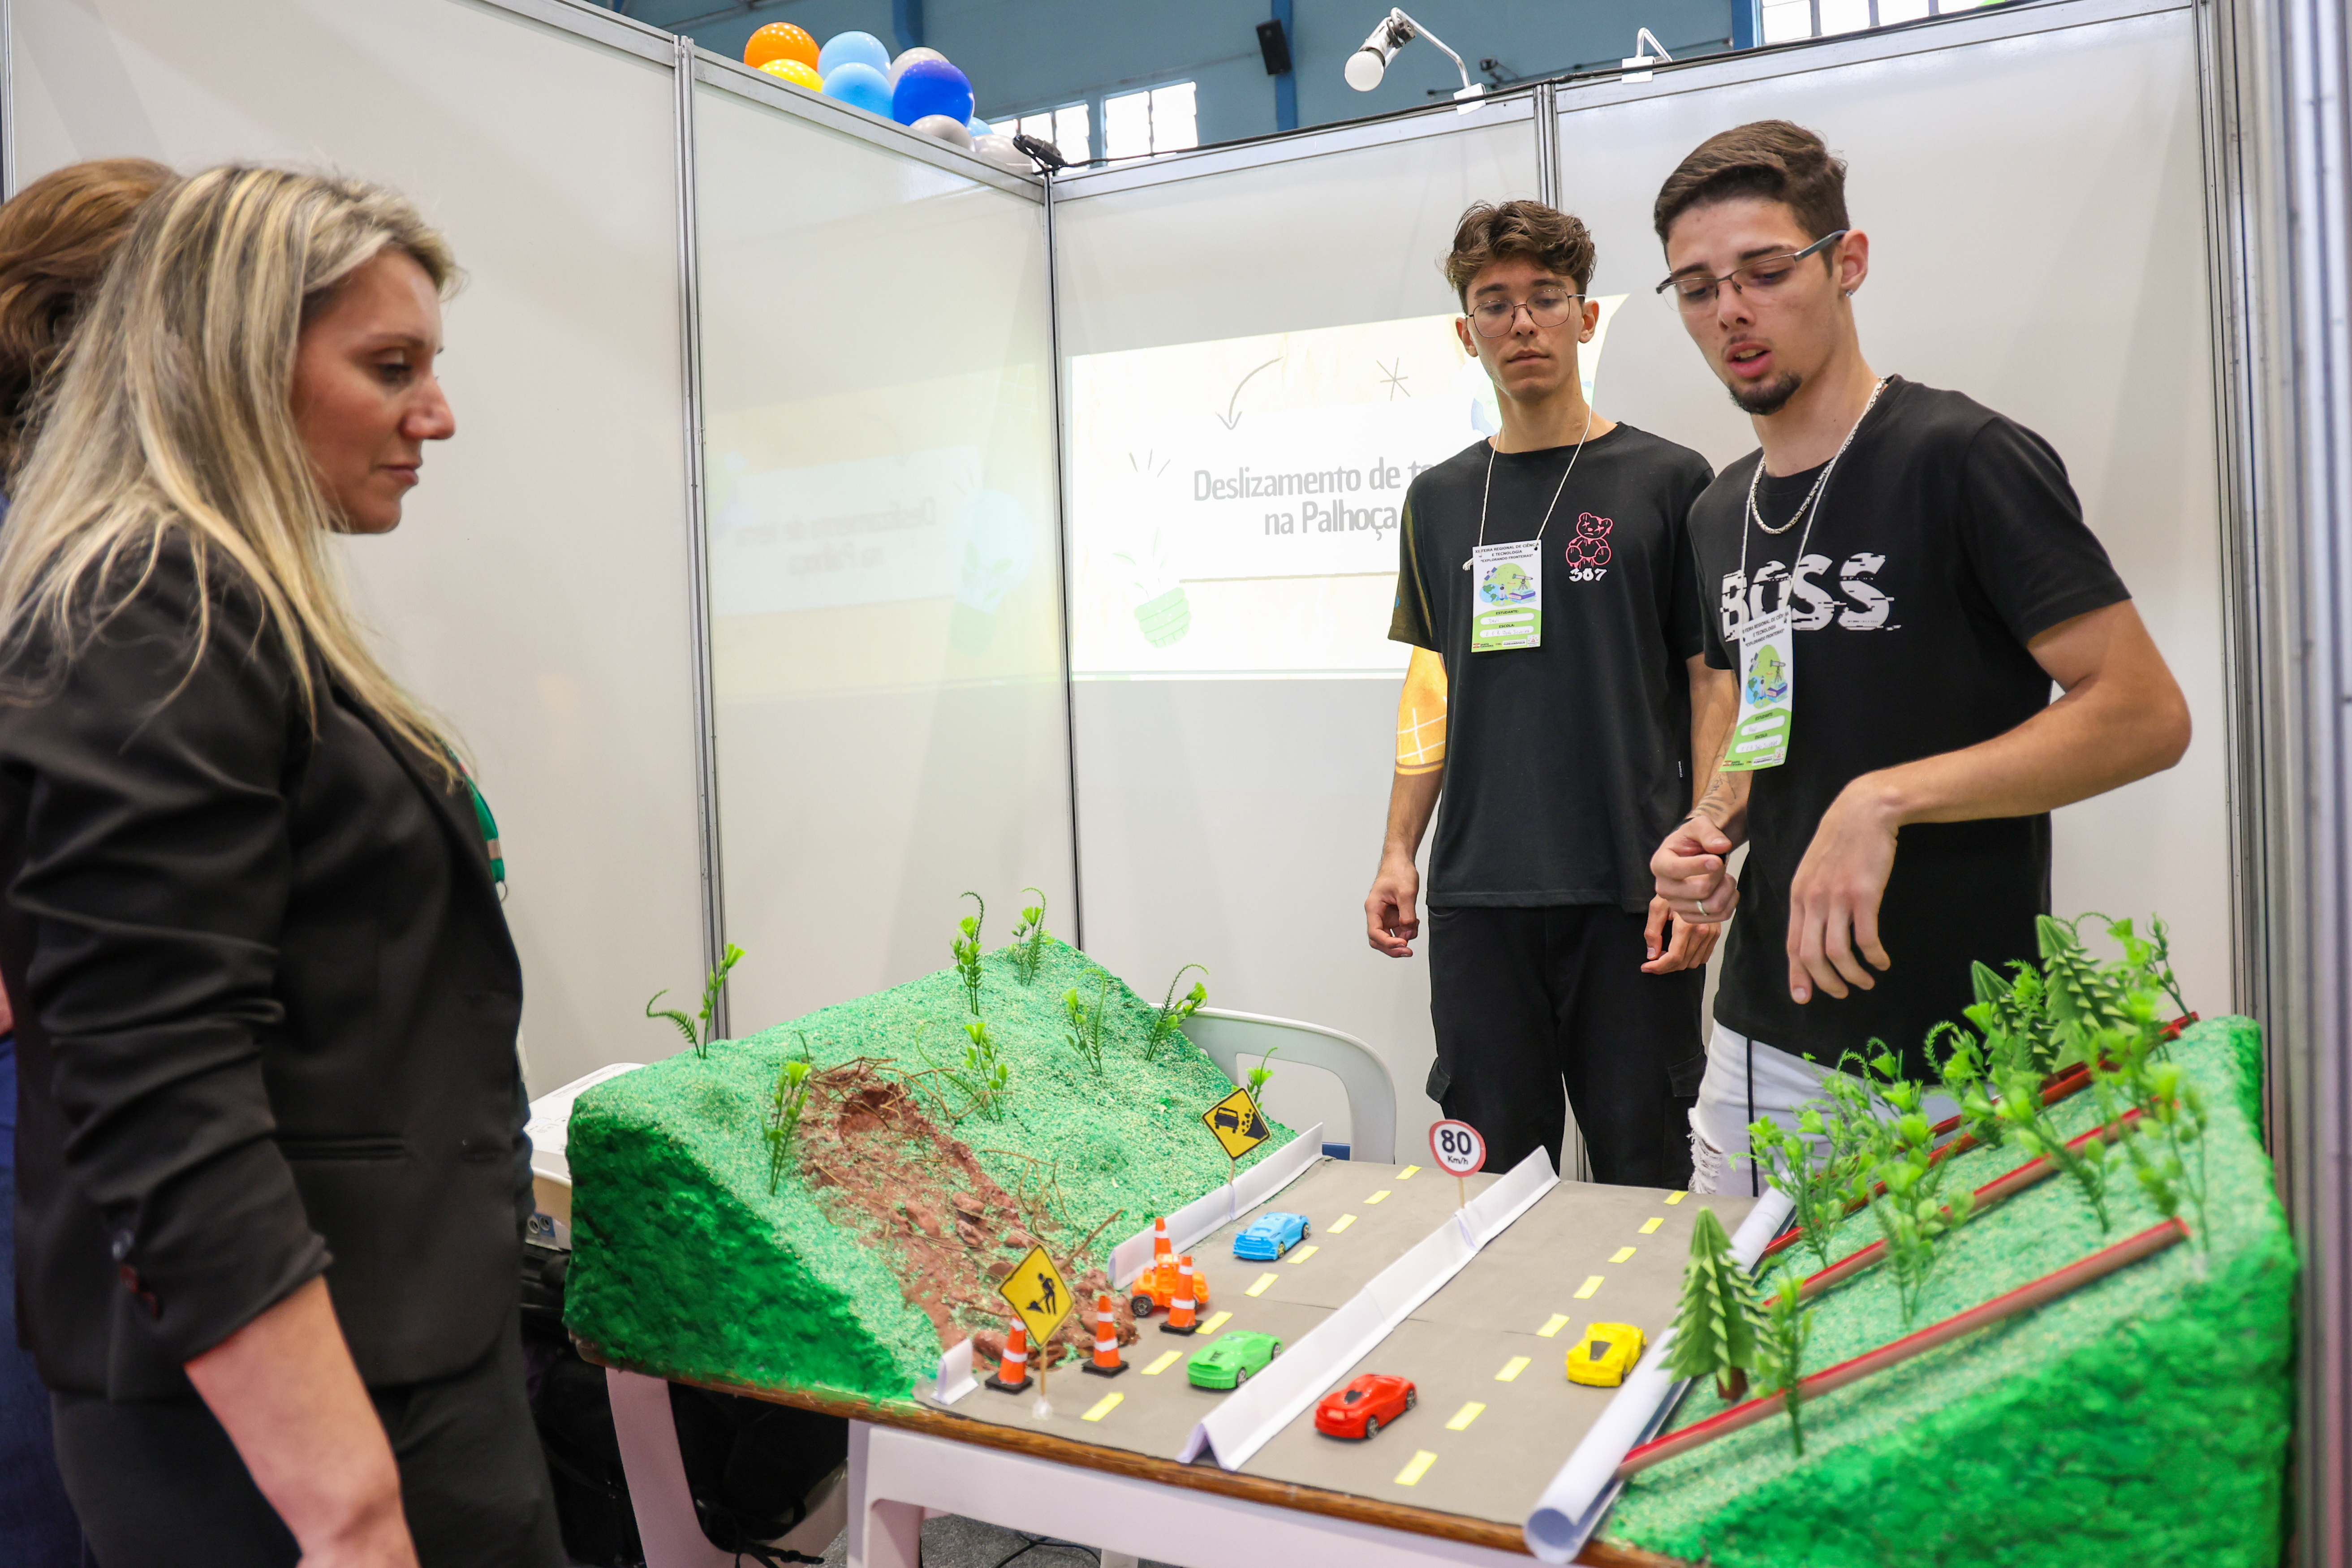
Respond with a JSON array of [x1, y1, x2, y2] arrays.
[[1063, 973, 1110, 1077], [1244, 1045, 1280, 1110], [1010, 888, 1050, 984], [952, 893, 986, 1016], [764, 1034, 815, 1194], [1145, 964, 1208, 1062], [1755, 1275, 1814, 1456], [645, 941, 746, 1061]]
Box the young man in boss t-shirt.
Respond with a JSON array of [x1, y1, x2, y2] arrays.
[[1366, 201, 1736, 1186], [1644, 121, 2193, 1192]]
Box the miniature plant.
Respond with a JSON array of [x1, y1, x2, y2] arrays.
[[1244, 1044, 1280, 1110], [644, 941, 746, 1061], [1859, 1068, 1977, 1327], [1745, 1112, 1854, 1273], [764, 1035, 815, 1195], [956, 1018, 1012, 1120], [1755, 1275, 1815, 1456], [1062, 973, 1110, 1077], [1663, 1206, 1764, 1403], [1144, 964, 1209, 1062], [2115, 1058, 2210, 1246], [1993, 1057, 2109, 1230], [1010, 888, 1051, 984], [952, 892, 986, 1016]]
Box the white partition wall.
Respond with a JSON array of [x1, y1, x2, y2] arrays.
[[1551, 0, 2231, 1012], [1053, 106, 1543, 1143], [689, 68, 1070, 1033], [5, 0, 706, 1092]]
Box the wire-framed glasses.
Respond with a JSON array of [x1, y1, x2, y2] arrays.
[[1465, 289, 1585, 339], [1654, 230, 1848, 313]]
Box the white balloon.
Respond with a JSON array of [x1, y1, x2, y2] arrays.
[[911, 113, 974, 148], [887, 46, 947, 84], [974, 133, 1032, 173]]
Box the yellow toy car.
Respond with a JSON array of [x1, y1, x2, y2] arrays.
[[1566, 1322, 1645, 1387]]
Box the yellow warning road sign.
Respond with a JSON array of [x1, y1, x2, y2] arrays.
[[999, 1245, 1075, 1347], [1201, 1086, 1271, 1160]]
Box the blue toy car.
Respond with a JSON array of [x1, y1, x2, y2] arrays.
[[1233, 1211, 1311, 1261]]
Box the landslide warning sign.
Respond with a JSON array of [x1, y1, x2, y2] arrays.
[[1201, 1086, 1271, 1161]]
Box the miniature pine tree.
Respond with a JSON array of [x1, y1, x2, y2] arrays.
[[1663, 1206, 1765, 1403]]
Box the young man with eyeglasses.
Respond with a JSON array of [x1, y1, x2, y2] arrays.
[[1643, 121, 2192, 1191], [1367, 200, 1736, 1186]]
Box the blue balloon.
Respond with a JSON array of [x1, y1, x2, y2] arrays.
[[891, 59, 974, 127], [818, 30, 890, 78], [823, 61, 893, 118]]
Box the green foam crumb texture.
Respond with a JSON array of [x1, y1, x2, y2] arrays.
[[1606, 1018, 2294, 1568], [561, 938, 1295, 1403]]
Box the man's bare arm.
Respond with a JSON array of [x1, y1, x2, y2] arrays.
[[1784, 599, 2191, 1002], [1653, 658, 1750, 925], [1367, 767, 1442, 957], [1646, 657, 1740, 969]]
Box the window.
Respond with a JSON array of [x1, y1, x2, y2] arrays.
[[1102, 81, 1199, 161], [1759, 0, 1979, 43], [1012, 103, 1092, 164]]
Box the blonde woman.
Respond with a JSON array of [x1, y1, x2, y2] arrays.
[[0, 168, 559, 1566]]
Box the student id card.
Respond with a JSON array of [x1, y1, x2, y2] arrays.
[[1470, 541, 1542, 652], [1722, 607, 1793, 771]]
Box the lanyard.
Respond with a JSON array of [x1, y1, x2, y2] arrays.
[[1461, 399, 1596, 571], [449, 753, 505, 894]]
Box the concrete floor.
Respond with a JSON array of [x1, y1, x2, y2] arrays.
[[808, 1514, 1182, 1568]]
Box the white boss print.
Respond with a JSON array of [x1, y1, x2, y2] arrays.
[[1719, 554, 1895, 641]]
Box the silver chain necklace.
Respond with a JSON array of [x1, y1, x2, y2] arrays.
[[1742, 375, 1887, 543], [1462, 399, 1597, 570]]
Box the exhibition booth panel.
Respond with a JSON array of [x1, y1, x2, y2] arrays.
[[1051, 103, 1542, 1145], [686, 62, 1071, 1037], [4, 0, 707, 1093]]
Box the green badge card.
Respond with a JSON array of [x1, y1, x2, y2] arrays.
[[1470, 541, 1542, 652], [1722, 607, 1793, 771]]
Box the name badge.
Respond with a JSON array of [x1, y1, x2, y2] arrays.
[[1722, 607, 1792, 771], [1469, 541, 1542, 652]]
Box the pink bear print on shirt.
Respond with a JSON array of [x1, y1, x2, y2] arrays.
[[1564, 512, 1613, 569]]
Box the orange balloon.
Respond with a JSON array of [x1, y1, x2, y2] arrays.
[[758, 58, 823, 91], [743, 22, 818, 71]]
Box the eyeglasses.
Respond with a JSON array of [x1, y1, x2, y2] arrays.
[[1465, 289, 1585, 339], [1654, 231, 1848, 312]]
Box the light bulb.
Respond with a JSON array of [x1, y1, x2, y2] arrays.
[[1344, 47, 1388, 90]]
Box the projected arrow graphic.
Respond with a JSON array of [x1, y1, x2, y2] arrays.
[[1215, 356, 1283, 429]]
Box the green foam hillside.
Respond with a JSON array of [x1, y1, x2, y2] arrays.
[[563, 938, 1295, 1403], [1605, 1018, 2293, 1568]]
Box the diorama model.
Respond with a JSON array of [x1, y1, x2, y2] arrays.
[[1314, 1374, 1417, 1440], [1186, 1331, 1283, 1390], [1232, 1211, 1311, 1260]]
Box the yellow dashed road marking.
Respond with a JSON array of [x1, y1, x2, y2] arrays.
[[1667, 1191, 1687, 1204], [1537, 1313, 1570, 1338], [1290, 1245, 1317, 1262], [1245, 1273, 1279, 1297], [1398, 1164, 1422, 1179], [1395, 1450, 1439, 1486], [1609, 1246, 1637, 1263], [1081, 1392, 1123, 1422], [1495, 1356, 1531, 1382], [1196, 1311, 1231, 1335], [1446, 1402, 1486, 1431], [1329, 1213, 1357, 1232], [1141, 1350, 1181, 1376], [1366, 1189, 1392, 1204], [1575, 1275, 1604, 1299], [1639, 1217, 1664, 1235]]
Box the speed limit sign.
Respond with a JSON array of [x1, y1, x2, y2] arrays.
[[1429, 1119, 1486, 1176]]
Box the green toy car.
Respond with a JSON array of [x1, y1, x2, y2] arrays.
[[1186, 1331, 1282, 1390]]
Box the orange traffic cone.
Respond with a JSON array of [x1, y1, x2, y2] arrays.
[[1161, 1254, 1199, 1335], [1152, 1215, 1172, 1263], [986, 1322, 1033, 1393], [1081, 1294, 1127, 1377]]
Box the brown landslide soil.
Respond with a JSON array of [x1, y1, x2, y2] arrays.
[[795, 1059, 1139, 1371]]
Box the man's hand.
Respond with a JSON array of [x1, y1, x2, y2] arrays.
[[1783, 776, 1901, 1003], [1366, 854, 1421, 957], [1652, 814, 1740, 925], [1641, 895, 1720, 974]]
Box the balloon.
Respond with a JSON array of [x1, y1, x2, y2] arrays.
[[910, 113, 973, 148], [891, 59, 974, 127], [822, 62, 893, 118], [887, 46, 946, 85], [743, 21, 818, 72], [817, 30, 891, 78], [758, 59, 823, 91], [974, 134, 1033, 174], [967, 116, 994, 139]]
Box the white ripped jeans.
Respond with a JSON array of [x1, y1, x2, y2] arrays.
[[1687, 1023, 1959, 1197]]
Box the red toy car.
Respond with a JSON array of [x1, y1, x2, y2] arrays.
[[1314, 1374, 1417, 1439]]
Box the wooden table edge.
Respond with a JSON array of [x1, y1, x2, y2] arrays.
[[577, 1341, 1687, 1568]]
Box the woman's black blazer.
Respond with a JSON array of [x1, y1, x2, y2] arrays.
[[0, 538, 526, 1399]]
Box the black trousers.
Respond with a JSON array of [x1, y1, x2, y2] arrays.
[[49, 1307, 562, 1568], [1426, 904, 1705, 1187]]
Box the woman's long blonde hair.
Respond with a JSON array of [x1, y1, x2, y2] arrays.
[[0, 164, 460, 779]]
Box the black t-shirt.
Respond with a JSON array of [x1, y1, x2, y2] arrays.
[[1391, 424, 1714, 910], [1693, 377, 2130, 1078]]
